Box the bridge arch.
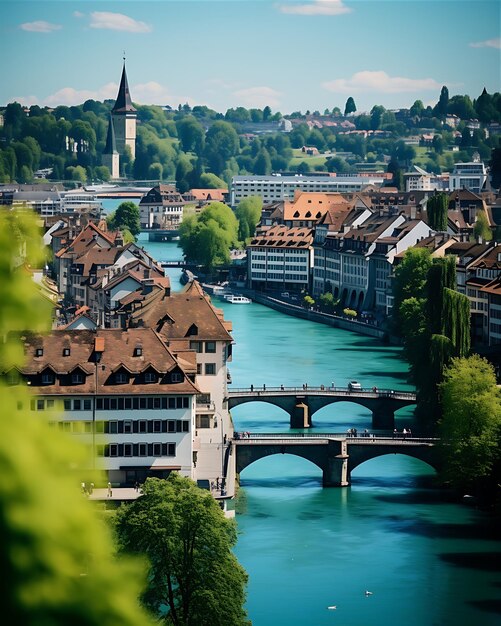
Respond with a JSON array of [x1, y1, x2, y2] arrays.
[[236, 444, 326, 476], [347, 446, 441, 475]]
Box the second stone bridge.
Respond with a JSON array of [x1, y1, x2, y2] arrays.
[[234, 434, 440, 487], [227, 386, 417, 430]]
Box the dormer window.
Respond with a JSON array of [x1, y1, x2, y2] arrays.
[[145, 372, 157, 383], [63, 348, 70, 357], [134, 346, 142, 357], [42, 372, 54, 385], [171, 372, 183, 383], [35, 348, 43, 357], [72, 373, 84, 384], [115, 372, 128, 384]]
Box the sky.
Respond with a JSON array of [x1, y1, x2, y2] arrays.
[[0, 0, 499, 114]]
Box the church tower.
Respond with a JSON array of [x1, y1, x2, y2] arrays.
[[111, 61, 137, 159], [102, 114, 120, 179]]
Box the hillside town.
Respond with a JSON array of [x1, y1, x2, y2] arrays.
[[1, 59, 501, 499]]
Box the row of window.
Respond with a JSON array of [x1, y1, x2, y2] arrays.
[[49, 419, 190, 434], [100, 442, 176, 457], [31, 396, 191, 412]]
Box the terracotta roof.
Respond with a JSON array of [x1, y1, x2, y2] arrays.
[[129, 280, 233, 343], [17, 328, 198, 396], [188, 188, 227, 201], [249, 226, 313, 248]]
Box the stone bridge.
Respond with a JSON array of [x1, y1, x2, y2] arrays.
[[233, 433, 440, 487], [227, 386, 416, 430]]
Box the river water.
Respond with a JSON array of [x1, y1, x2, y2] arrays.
[[113, 206, 501, 625]]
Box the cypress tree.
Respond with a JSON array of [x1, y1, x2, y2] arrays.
[[427, 193, 449, 231]]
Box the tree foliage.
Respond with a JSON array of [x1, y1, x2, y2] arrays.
[[426, 193, 449, 232], [179, 202, 239, 271], [0, 208, 154, 626], [344, 97, 357, 116], [473, 211, 492, 241], [108, 201, 141, 238], [439, 355, 501, 494], [235, 195, 262, 242], [114, 476, 249, 626]]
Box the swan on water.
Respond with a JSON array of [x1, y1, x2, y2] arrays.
[[327, 606, 337, 610], [365, 591, 373, 596]]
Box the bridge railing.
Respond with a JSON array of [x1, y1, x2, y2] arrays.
[[233, 432, 439, 443], [228, 386, 416, 400]]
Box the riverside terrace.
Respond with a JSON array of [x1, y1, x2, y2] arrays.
[[233, 433, 440, 488], [226, 386, 416, 430]]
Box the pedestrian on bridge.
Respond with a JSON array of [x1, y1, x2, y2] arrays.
[[250, 384, 254, 392]]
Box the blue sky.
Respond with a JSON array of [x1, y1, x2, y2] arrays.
[[0, 0, 499, 113]]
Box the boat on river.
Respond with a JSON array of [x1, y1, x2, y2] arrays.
[[225, 295, 251, 304]]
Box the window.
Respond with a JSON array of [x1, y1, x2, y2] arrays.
[[109, 421, 118, 434], [171, 372, 183, 383], [42, 372, 54, 385], [205, 341, 216, 353], [145, 372, 157, 383], [205, 363, 216, 375], [153, 443, 162, 456], [83, 399, 91, 411], [63, 348, 70, 356], [64, 399, 71, 411], [138, 443, 147, 456], [109, 444, 118, 457], [197, 363, 202, 375], [139, 420, 147, 433], [74, 399, 81, 411], [123, 444, 132, 457], [168, 420, 176, 432], [35, 348, 43, 357], [124, 420, 132, 434], [47, 399, 55, 409], [134, 346, 142, 357], [167, 443, 175, 456], [189, 341, 202, 353], [115, 372, 128, 384], [72, 373, 84, 384], [153, 420, 162, 433], [37, 399, 45, 411], [196, 415, 211, 428]]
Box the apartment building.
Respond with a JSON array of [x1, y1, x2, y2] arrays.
[[230, 174, 386, 206], [11, 328, 198, 486]]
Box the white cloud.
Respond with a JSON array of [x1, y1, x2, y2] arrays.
[[20, 21, 62, 33], [89, 11, 152, 33], [322, 70, 443, 94], [469, 38, 501, 49], [73, 11, 84, 19], [10, 95, 40, 106], [277, 0, 351, 16], [42, 83, 118, 107], [132, 81, 195, 106], [233, 86, 282, 108]]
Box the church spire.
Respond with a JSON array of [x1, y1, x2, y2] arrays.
[[103, 114, 118, 154], [112, 61, 136, 114]]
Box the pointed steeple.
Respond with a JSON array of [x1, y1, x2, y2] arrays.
[[104, 115, 118, 154], [112, 62, 136, 114]]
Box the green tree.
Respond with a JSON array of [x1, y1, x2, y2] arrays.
[[236, 195, 262, 242], [108, 201, 141, 238], [439, 355, 501, 494], [0, 208, 154, 626], [435, 85, 449, 117], [179, 202, 238, 272], [473, 211, 493, 241], [176, 116, 205, 153], [199, 172, 227, 189], [94, 165, 111, 182], [204, 121, 239, 176], [427, 192, 449, 231], [115, 476, 249, 626], [344, 97, 357, 116], [253, 148, 272, 175], [409, 100, 425, 118]]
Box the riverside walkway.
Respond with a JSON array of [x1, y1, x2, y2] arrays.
[[233, 432, 440, 487], [227, 386, 416, 430]]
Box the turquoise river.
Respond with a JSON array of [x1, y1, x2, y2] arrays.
[[114, 208, 501, 625]]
